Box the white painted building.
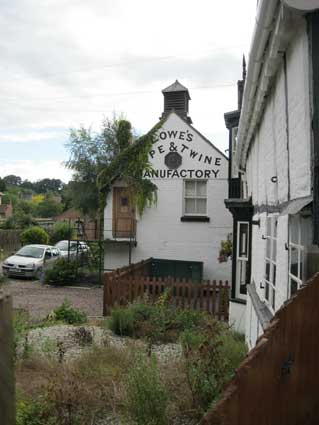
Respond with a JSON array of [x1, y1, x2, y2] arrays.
[[227, 1, 319, 347], [104, 81, 232, 281]]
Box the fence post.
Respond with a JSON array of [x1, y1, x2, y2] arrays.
[[103, 274, 109, 316], [0, 292, 15, 424]]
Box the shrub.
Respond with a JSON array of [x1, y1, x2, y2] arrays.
[[108, 298, 206, 344], [108, 307, 135, 337], [20, 226, 49, 245], [180, 320, 247, 412], [44, 258, 80, 286], [16, 396, 56, 425], [124, 353, 169, 425], [13, 310, 31, 360], [49, 221, 74, 245], [51, 300, 87, 325]]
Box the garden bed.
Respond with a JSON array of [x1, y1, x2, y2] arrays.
[[15, 297, 247, 425]]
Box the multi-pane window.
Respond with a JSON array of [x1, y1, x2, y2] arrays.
[[288, 215, 304, 297], [264, 216, 278, 312], [184, 180, 207, 215], [236, 222, 249, 298]]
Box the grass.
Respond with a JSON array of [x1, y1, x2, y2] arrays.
[[16, 345, 197, 425], [14, 296, 248, 424]]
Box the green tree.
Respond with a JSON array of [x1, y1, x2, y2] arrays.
[[50, 221, 75, 244], [3, 175, 22, 187], [65, 115, 131, 217], [0, 178, 7, 192], [34, 178, 64, 194], [35, 197, 63, 218]]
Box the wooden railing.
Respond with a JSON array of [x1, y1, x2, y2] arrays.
[[0, 292, 15, 424], [103, 263, 229, 321], [202, 273, 319, 425]]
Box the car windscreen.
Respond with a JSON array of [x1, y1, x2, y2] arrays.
[[15, 246, 45, 258], [55, 241, 78, 251]]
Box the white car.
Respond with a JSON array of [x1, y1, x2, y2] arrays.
[[54, 240, 89, 260], [2, 244, 60, 279]]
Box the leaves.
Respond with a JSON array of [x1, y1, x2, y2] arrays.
[[97, 120, 162, 216]]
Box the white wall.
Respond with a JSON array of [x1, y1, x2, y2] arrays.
[[246, 21, 311, 207], [244, 20, 312, 347], [104, 112, 232, 280], [229, 301, 246, 335]]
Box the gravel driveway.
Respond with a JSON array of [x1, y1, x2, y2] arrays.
[[3, 278, 103, 319]]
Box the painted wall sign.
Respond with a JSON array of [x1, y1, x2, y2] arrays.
[[150, 142, 221, 166], [143, 169, 220, 178], [164, 152, 182, 169], [156, 129, 194, 142]]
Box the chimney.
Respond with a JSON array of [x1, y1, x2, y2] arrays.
[[237, 55, 246, 110], [161, 80, 192, 124]]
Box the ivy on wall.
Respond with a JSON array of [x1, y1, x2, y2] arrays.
[[97, 120, 163, 216]]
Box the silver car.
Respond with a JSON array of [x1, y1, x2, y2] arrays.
[[54, 240, 89, 260], [2, 244, 60, 279]]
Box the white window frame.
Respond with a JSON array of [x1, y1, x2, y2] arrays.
[[264, 215, 278, 313], [288, 216, 304, 297], [236, 221, 249, 300], [183, 180, 207, 216]]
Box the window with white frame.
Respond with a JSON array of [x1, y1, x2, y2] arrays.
[[264, 215, 278, 312], [184, 180, 207, 215], [236, 221, 249, 298], [288, 215, 305, 297]]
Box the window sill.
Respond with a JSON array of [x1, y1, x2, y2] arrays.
[[180, 216, 210, 222]]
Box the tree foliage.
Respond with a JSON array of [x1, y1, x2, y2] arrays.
[[33, 178, 64, 194], [3, 175, 22, 187], [97, 121, 162, 215], [20, 226, 49, 245], [0, 178, 7, 192], [65, 115, 131, 217], [35, 197, 63, 218], [50, 221, 75, 244]]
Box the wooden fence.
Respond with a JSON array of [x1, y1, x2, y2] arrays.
[[202, 273, 319, 425], [0, 230, 21, 258], [0, 292, 15, 424], [103, 259, 229, 321], [103, 258, 152, 315]]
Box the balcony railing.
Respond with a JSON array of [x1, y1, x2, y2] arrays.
[[104, 217, 137, 245]]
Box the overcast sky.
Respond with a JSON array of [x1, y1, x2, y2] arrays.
[[0, 0, 257, 183]]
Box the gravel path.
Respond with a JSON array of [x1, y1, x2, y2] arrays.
[[25, 324, 183, 363], [3, 278, 103, 319]]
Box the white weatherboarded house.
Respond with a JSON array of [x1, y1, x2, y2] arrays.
[[104, 81, 232, 281], [231, 1, 319, 348]]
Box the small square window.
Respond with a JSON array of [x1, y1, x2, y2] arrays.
[[121, 197, 128, 207]]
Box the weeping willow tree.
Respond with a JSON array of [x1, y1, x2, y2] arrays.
[[97, 120, 162, 215], [65, 114, 128, 217]]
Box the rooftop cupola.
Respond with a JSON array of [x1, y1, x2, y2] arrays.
[[161, 80, 192, 124]]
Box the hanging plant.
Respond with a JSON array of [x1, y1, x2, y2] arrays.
[[97, 120, 163, 216], [218, 234, 232, 263]]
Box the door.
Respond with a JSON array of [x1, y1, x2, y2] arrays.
[[112, 187, 136, 238]]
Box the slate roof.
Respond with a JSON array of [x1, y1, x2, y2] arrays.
[[162, 80, 191, 99]]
